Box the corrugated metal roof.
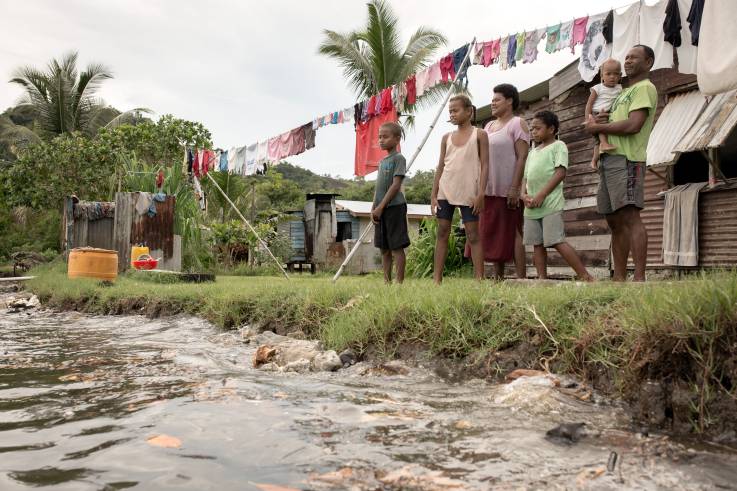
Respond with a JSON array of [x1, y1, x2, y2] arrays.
[[674, 89, 737, 154], [335, 200, 432, 218], [646, 91, 708, 168]]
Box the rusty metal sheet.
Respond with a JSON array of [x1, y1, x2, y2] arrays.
[[129, 195, 175, 258], [647, 91, 708, 167], [675, 89, 737, 154], [698, 188, 737, 267]]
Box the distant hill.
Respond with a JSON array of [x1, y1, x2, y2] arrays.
[[272, 161, 432, 204], [271, 162, 351, 193]]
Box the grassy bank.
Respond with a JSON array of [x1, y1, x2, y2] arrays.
[[27, 264, 737, 435]]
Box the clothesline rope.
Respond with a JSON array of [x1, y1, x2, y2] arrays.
[[224, 1, 642, 163]]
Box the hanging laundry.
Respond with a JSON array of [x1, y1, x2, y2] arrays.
[[507, 36, 517, 68], [380, 86, 394, 114], [415, 66, 430, 97], [303, 123, 316, 150], [578, 12, 611, 82], [484, 39, 501, 67], [343, 106, 355, 123], [360, 99, 369, 121], [557, 20, 574, 51], [234, 146, 248, 173], [192, 176, 206, 211], [472, 42, 484, 65], [697, 0, 737, 94], [405, 75, 417, 105], [515, 32, 526, 61], [354, 110, 399, 177], [331, 111, 339, 124], [499, 35, 510, 70], [227, 147, 237, 172], [267, 137, 280, 161], [192, 148, 201, 177], [452, 45, 470, 87], [186, 148, 194, 174], [202, 149, 214, 174], [570, 16, 588, 53], [367, 94, 378, 117], [675, 0, 697, 74], [219, 150, 228, 172], [545, 24, 561, 53], [664, 0, 682, 47], [640, 0, 674, 71], [439, 53, 455, 83], [523, 28, 546, 64], [257, 141, 269, 164], [687, 0, 704, 45], [393, 83, 407, 112], [245, 143, 258, 175], [612, 2, 641, 75], [603, 9, 614, 43], [427, 61, 442, 87]]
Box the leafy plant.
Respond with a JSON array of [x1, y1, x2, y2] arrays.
[[5, 51, 149, 142], [318, 0, 449, 124], [406, 217, 469, 278]]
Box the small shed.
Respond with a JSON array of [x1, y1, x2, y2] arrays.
[[62, 192, 181, 272], [114, 192, 181, 272], [335, 199, 433, 274], [304, 193, 339, 267]]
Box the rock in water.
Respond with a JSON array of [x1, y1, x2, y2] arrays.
[[253, 346, 277, 367], [312, 351, 342, 372], [545, 422, 587, 444], [339, 349, 357, 367]]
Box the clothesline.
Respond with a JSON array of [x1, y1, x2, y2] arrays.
[[205, 0, 700, 178]]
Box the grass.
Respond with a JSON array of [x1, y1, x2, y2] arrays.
[[26, 263, 737, 434]]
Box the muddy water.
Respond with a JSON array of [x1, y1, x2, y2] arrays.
[[2, 308, 737, 490]]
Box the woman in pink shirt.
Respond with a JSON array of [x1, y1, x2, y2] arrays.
[[481, 84, 530, 279]]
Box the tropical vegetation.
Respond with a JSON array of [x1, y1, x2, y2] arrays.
[[318, 0, 449, 122]]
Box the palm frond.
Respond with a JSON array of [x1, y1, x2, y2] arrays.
[[318, 30, 375, 97], [100, 108, 154, 131]]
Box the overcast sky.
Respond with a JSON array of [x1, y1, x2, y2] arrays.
[[1, 0, 622, 178]]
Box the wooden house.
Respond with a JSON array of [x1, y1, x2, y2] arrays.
[[475, 60, 737, 277]]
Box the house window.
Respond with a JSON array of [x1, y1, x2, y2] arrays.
[[673, 151, 710, 185], [336, 221, 352, 242]]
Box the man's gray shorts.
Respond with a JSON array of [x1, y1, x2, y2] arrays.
[[523, 212, 566, 247], [597, 154, 645, 215]]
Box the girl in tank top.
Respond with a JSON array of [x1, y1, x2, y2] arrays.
[[430, 94, 489, 284]]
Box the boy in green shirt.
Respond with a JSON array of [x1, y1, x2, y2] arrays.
[[522, 111, 593, 281], [371, 122, 410, 284]]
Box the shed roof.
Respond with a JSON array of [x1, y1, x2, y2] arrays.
[[646, 91, 709, 168], [674, 89, 737, 155], [335, 200, 432, 219]]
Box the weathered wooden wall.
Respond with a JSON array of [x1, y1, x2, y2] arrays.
[[62, 197, 115, 255]]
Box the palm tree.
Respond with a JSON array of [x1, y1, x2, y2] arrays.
[[5, 51, 149, 144], [318, 0, 449, 116]]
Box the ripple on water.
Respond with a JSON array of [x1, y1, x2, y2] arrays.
[[1, 308, 737, 490]]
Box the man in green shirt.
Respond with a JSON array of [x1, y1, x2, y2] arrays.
[[584, 45, 658, 282]]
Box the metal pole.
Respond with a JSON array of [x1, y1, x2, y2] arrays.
[[332, 37, 477, 283], [206, 172, 290, 280]]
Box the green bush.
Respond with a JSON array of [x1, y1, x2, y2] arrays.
[[406, 217, 470, 278], [0, 207, 61, 261]]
